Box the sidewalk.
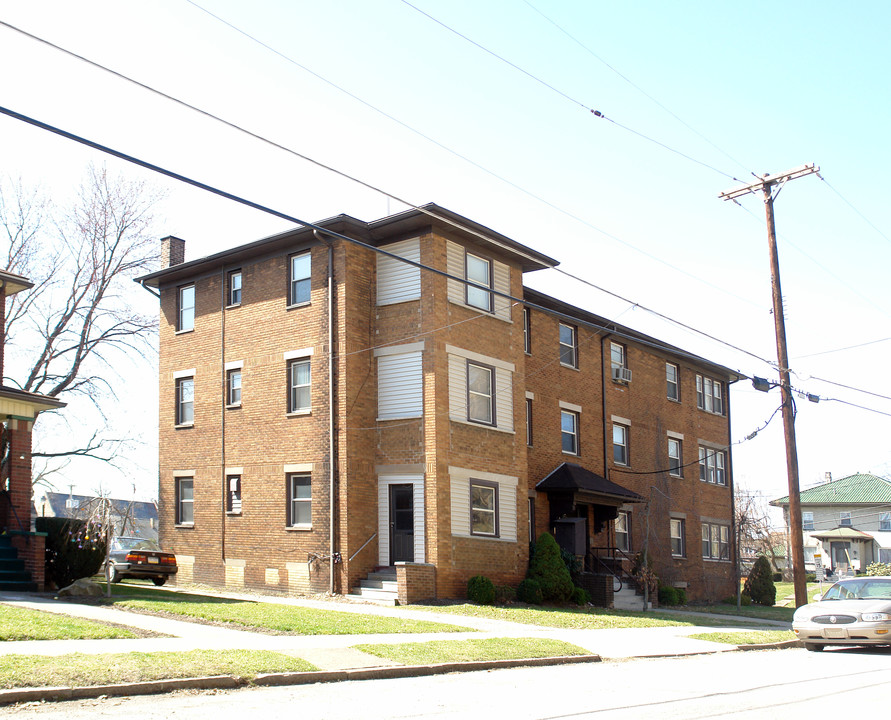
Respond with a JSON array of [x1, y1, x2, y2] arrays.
[[0, 588, 796, 703]]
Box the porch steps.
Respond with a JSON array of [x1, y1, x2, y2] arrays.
[[347, 568, 398, 606], [613, 584, 651, 611], [0, 536, 37, 592]]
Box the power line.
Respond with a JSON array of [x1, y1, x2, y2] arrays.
[[818, 175, 891, 246], [793, 335, 891, 360]]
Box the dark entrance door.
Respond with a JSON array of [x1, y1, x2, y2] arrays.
[[389, 484, 414, 565]]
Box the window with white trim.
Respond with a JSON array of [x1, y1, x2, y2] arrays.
[[467, 361, 495, 425], [228, 270, 242, 306], [881, 512, 891, 531], [699, 446, 726, 485], [802, 511, 814, 531], [670, 518, 685, 557], [880, 548, 891, 563], [561, 409, 579, 455], [176, 377, 194, 426], [613, 423, 629, 466], [559, 323, 578, 368], [702, 522, 730, 560], [666, 363, 679, 401], [287, 359, 311, 413], [177, 285, 195, 332], [696, 374, 724, 415], [840, 511, 852, 527], [287, 473, 311, 527], [610, 342, 627, 375], [226, 475, 242, 515], [465, 253, 493, 312], [668, 437, 682, 477], [525, 397, 533, 446], [470, 479, 499, 537], [289, 252, 311, 306], [176, 477, 194, 525], [523, 307, 532, 354], [227, 369, 242, 407], [616, 510, 631, 552]]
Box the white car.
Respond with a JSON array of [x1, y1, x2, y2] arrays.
[[792, 576, 891, 651]]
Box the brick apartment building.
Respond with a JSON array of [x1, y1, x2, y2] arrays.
[[137, 204, 740, 604]]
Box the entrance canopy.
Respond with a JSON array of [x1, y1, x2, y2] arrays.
[[811, 527, 874, 542]]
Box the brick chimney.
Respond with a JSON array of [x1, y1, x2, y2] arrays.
[[161, 236, 186, 268]]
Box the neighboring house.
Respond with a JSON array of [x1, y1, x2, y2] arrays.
[[136, 204, 741, 604], [771, 473, 891, 575], [32, 490, 159, 542], [0, 270, 66, 590]]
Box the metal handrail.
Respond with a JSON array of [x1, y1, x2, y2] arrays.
[[587, 546, 638, 592], [348, 532, 377, 563]]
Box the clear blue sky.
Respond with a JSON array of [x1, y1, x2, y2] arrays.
[[2, 1, 889, 511]]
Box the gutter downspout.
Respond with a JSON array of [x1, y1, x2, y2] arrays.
[[600, 333, 613, 481], [221, 266, 226, 563], [314, 230, 337, 595]]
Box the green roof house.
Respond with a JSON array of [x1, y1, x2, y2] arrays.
[[771, 473, 891, 576]]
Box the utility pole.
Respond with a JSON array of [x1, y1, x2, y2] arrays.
[[719, 163, 819, 609]]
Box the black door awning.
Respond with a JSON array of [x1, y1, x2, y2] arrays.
[[535, 463, 643, 505]]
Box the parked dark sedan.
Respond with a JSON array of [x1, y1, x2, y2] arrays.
[[106, 536, 177, 586]]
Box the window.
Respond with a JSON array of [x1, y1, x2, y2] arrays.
[[880, 548, 891, 564], [227, 475, 242, 515], [616, 511, 631, 552], [559, 323, 578, 368], [670, 518, 685, 557], [610, 342, 626, 376], [699, 447, 726, 485], [702, 522, 730, 560], [176, 478, 194, 525], [287, 473, 311, 527], [289, 252, 311, 306], [840, 511, 852, 527], [287, 359, 311, 413], [227, 369, 242, 407], [465, 253, 493, 312], [176, 377, 194, 426], [696, 374, 724, 415], [528, 497, 536, 543], [525, 397, 533, 446], [668, 438, 683, 477], [561, 409, 579, 455], [613, 423, 629, 466], [881, 512, 891, 531], [666, 363, 679, 401], [523, 307, 532, 354], [228, 270, 242, 306], [467, 362, 495, 425], [802, 511, 814, 531], [470, 480, 498, 537], [177, 285, 195, 332]]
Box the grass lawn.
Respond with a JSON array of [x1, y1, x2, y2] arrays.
[[0, 605, 140, 641], [0, 650, 317, 689], [354, 637, 590, 664], [100, 584, 468, 635], [688, 630, 797, 645], [405, 603, 765, 629]]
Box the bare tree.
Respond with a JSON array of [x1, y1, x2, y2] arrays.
[[1, 164, 162, 469], [735, 487, 785, 575]]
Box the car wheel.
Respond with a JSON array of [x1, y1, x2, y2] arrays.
[[804, 643, 825, 652], [152, 576, 167, 586], [109, 565, 122, 584]]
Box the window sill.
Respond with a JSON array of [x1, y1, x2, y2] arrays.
[[669, 473, 683, 479], [226, 403, 242, 410], [703, 557, 732, 563], [286, 409, 312, 417], [671, 554, 686, 560], [174, 423, 194, 430], [226, 512, 242, 517], [175, 328, 194, 336], [286, 524, 312, 532], [175, 523, 194, 529], [667, 397, 680, 403], [225, 303, 241, 310], [470, 532, 500, 540], [559, 363, 580, 371], [286, 301, 311, 311], [377, 414, 423, 422], [562, 450, 579, 457]]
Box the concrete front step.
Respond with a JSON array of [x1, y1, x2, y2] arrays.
[[613, 587, 652, 611]]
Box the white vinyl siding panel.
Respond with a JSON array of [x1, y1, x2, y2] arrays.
[[377, 352, 423, 420], [492, 259, 510, 320], [377, 475, 425, 566], [377, 237, 421, 305], [446, 240, 464, 305], [447, 350, 513, 432], [449, 467, 517, 541]]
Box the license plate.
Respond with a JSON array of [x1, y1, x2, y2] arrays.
[[824, 628, 847, 639], [147, 557, 159, 564]]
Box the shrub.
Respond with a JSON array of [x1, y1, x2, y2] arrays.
[[631, 551, 658, 597], [516, 578, 543, 605], [570, 585, 590, 606], [527, 533, 573, 602], [36, 517, 107, 589], [494, 585, 516, 604], [744, 556, 777, 606], [675, 587, 687, 605], [466, 575, 496, 605], [772, 572, 782, 582], [805, 573, 816, 583], [866, 562, 891, 576], [658, 585, 679, 606]]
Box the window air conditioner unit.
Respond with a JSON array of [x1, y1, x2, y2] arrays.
[[612, 366, 632, 383]]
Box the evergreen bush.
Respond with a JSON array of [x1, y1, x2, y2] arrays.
[[743, 555, 777, 606], [467, 575, 496, 605], [494, 585, 516, 604], [570, 585, 590, 606], [658, 585, 679, 606], [527, 533, 573, 602], [36, 517, 106, 589], [516, 578, 543, 605]]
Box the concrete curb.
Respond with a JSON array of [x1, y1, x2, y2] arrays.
[[736, 639, 802, 651], [0, 654, 600, 706]]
